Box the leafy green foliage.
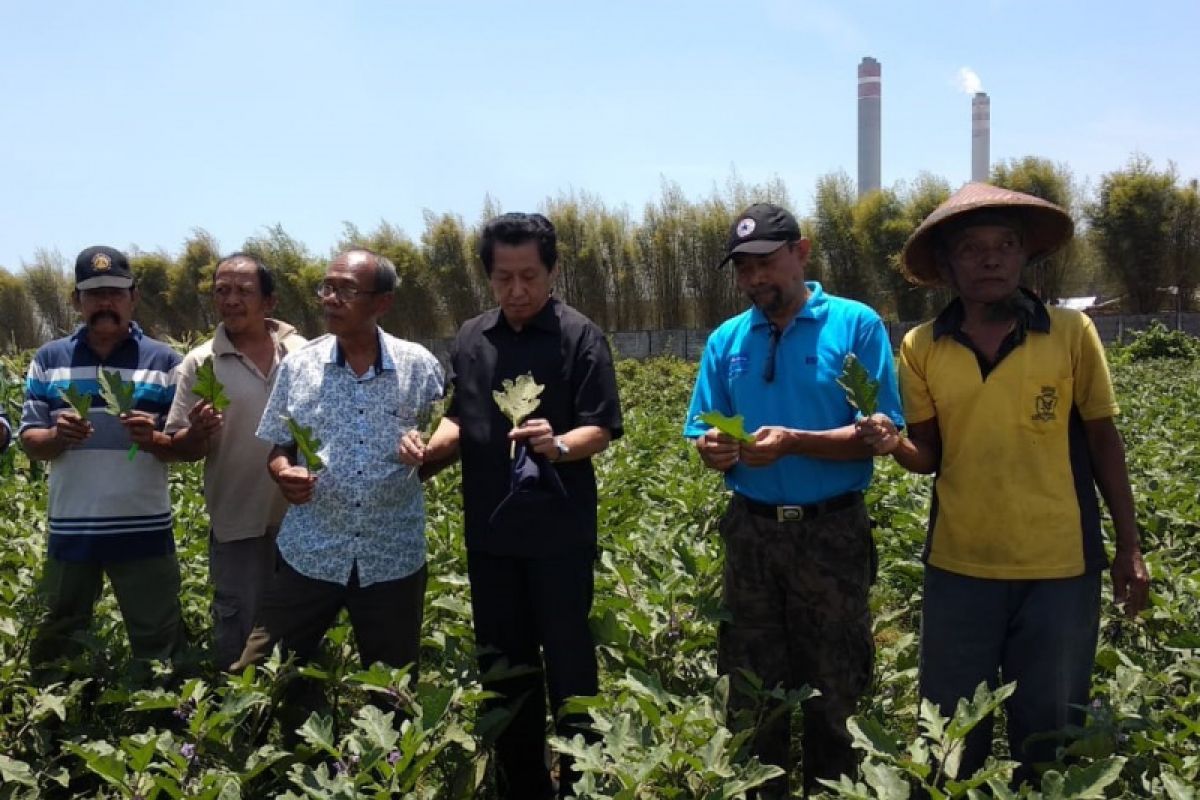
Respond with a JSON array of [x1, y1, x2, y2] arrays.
[[0, 352, 1197, 798], [283, 415, 325, 472], [1117, 321, 1200, 362], [194, 355, 231, 411], [56, 383, 94, 419], [694, 409, 755, 443], [838, 353, 880, 415]]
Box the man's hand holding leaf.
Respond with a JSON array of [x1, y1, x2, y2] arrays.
[[837, 354, 879, 416], [53, 385, 94, 445], [494, 372, 544, 458], [99, 368, 142, 460], [282, 415, 325, 473], [693, 411, 753, 472]]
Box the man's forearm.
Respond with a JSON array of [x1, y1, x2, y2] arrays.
[[169, 426, 211, 462], [553, 425, 611, 462], [21, 428, 68, 461], [784, 425, 877, 461], [419, 417, 461, 480], [1085, 418, 1141, 551]]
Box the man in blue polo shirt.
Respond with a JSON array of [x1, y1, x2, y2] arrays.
[[20, 245, 183, 669], [685, 204, 902, 797]]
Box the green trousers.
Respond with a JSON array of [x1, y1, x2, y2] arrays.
[[31, 553, 184, 665]]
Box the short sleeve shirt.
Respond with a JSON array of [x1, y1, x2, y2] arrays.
[[256, 330, 443, 586], [447, 298, 623, 557], [165, 320, 307, 542], [899, 294, 1117, 579], [684, 282, 903, 505], [20, 324, 180, 562]]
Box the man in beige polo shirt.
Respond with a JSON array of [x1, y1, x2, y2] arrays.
[[166, 252, 307, 669]]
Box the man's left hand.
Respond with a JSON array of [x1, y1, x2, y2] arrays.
[[120, 411, 160, 446], [740, 426, 792, 467], [1111, 546, 1150, 618], [510, 418, 556, 459]]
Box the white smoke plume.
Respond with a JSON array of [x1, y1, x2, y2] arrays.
[[956, 67, 983, 95]]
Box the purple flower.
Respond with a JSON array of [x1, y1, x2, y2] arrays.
[[181, 743, 196, 761], [387, 750, 401, 766], [334, 759, 348, 776]]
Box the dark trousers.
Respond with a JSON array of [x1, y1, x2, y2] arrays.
[[467, 548, 598, 800], [234, 554, 427, 677], [208, 531, 275, 671], [718, 495, 875, 798], [919, 566, 1101, 786], [31, 553, 184, 667]]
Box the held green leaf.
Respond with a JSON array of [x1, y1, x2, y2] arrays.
[[694, 410, 756, 443], [98, 369, 137, 416], [283, 415, 325, 472], [98, 369, 140, 460], [493, 373, 544, 429], [194, 355, 230, 412], [56, 384, 94, 419], [837, 353, 879, 416]]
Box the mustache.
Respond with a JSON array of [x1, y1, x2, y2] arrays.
[[88, 310, 121, 325]]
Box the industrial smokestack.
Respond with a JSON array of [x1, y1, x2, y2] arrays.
[[857, 57, 881, 197], [971, 92, 990, 182]]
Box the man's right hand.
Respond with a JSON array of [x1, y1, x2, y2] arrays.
[[54, 412, 93, 445], [695, 428, 740, 472], [274, 465, 318, 505], [186, 400, 224, 441], [397, 428, 426, 466]]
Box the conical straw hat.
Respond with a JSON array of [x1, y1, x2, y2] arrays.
[[900, 182, 1074, 286]]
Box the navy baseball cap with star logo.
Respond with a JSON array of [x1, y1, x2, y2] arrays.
[[75, 245, 134, 290], [717, 203, 802, 267]]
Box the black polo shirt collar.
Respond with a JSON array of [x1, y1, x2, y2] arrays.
[[330, 328, 388, 376], [482, 297, 562, 334], [932, 288, 1051, 379]]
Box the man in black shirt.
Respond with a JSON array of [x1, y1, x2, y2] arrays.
[[401, 212, 623, 799]]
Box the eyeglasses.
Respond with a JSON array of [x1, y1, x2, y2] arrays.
[[315, 282, 381, 303], [763, 323, 782, 383]]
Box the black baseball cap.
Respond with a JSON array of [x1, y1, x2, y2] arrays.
[[75, 245, 134, 290], [718, 203, 802, 267]]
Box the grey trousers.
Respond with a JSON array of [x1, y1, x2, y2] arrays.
[[209, 531, 275, 670]]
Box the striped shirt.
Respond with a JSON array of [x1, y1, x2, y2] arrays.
[[20, 324, 181, 562]]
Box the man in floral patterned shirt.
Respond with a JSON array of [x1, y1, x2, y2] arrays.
[[234, 250, 442, 697]]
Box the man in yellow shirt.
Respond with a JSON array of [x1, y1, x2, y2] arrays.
[[858, 184, 1149, 785]]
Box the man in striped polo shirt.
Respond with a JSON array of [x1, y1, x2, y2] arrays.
[[20, 245, 184, 668]]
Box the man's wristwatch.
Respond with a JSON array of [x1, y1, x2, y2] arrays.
[[553, 436, 570, 462]]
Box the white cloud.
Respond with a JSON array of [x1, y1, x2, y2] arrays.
[[955, 67, 983, 95]]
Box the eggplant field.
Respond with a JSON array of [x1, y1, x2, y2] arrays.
[[0, 341, 1198, 799]]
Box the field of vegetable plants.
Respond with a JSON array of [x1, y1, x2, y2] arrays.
[[0, 334, 1197, 799]]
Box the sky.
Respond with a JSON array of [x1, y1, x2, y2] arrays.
[[2, 0, 1197, 270]]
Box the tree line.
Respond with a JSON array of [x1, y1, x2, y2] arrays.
[[1, 154, 1197, 351]]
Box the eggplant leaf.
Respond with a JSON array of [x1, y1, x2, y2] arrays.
[[98, 369, 140, 459], [56, 384, 94, 420], [493, 373, 544, 430], [194, 356, 230, 412], [694, 410, 755, 444], [837, 354, 879, 416], [283, 415, 325, 473]]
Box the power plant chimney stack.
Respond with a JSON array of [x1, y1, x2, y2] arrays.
[[857, 57, 881, 197], [971, 91, 990, 182]]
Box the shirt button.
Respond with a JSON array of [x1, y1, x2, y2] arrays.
[[359, 409, 364, 414]]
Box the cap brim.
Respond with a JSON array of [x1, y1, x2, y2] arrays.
[[77, 276, 134, 290], [717, 238, 789, 267]]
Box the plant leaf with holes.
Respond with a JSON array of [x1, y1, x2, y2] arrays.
[[56, 384, 94, 420], [493, 373, 544, 430], [694, 410, 755, 443], [283, 415, 325, 472], [194, 356, 230, 412], [837, 354, 879, 416]]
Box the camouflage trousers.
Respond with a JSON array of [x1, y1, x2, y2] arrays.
[[718, 492, 876, 798]]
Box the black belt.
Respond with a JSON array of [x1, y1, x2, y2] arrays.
[[737, 491, 861, 523]]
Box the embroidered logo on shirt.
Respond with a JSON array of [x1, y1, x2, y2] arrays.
[[729, 355, 749, 378], [1032, 386, 1058, 422]]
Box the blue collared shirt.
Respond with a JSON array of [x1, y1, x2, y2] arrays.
[[256, 330, 443, 586], [684, 282, 903, 505]]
